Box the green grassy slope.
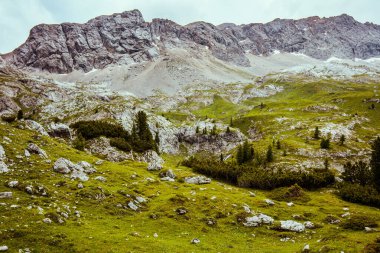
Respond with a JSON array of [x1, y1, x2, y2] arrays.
[[0, 122, 379, 253]]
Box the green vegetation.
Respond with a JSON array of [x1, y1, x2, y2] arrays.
[[183, 156, 335, 190]]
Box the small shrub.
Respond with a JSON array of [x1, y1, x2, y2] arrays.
[[110, 137, 132, 152], [341, 215, 378, 230], [337, 183, 380, 207]]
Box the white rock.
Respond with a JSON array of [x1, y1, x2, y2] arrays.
[[280, 220, 305, 232], [53, 158, 76, 174], [71, 169, 89, 182], [153, 233, 158, 238], [160, 177, 175, 182], [24, 149, 31, 158], [341, 212, 350, 218], [191, 238, 200, 244], [94, 176, 106, 182], [265, 199, 275, 205], [304, 221, 315, 229], [184, 176, 211, 184], [249, 191, 256, 197], [0, 245, 8, 251], [0, 145, 5, 160], [77, 161, 97, 174], [43, 218, 52, 224], [303, 244, 310, 252], [243, 205, 251, 213], [136, 196, 146, 203], [24, 120, 48, 136], [27, 143, 48, 158], [0, 161, 9, 173], [0, 192, 12, 199], [77, 183, 84, 189], [8, 181, 18, 188], [128, 201, 138, 211], [287, 202, 294, 207], [244, 213, 274, 227]]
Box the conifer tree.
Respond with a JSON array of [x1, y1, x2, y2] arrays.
[[195, 126, 199, 134], [339, 134, 346, 146], [371, 137, 380, 190], [226, 126, 230, 133], [314, 126, 320, 139], [236, 145, 244, 165], [276, 140, 281, 149], [266, 145, 273, 162]]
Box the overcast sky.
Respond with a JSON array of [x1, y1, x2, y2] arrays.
[[0, 0, 379, 53]]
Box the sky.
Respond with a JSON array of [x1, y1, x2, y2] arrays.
[[0, 0, 379, 53]]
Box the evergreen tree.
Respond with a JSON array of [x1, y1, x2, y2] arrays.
[[133, 111, 156, 152], [226, 126, 230, 134], [266, 145, 273, 162], [155, 131, 160, 146], [339, 134, 346, 146], [17, 110, 23, 120], [220, 153, 224, 162], [211, 125, 217, 135], [236, 145, 244, 165], [320, 138, 330, 149], [250, 146, 255, 161], [342, 161, 372, 186], [324, 158, 329, 170], [203, 127, 208, 135], [283, 149, 287, 156], [276, 140, 281, 149], [371, 137, 380, 190], [314, 126, 320, 139], [242, 140, 250, 162], [195, 126, 199, 134]]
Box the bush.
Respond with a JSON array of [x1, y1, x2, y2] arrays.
[[73, 134, 86, 151], [320, 138, 330, 149], [337, 182, 380, 207], [341, 214, 378, 230], [110, 137, 132, 152], [364, 238, 380, 253], [1, 114, 16, 123], [183, 157, 335, 190], [71, 120, 129, 140], [269, 184, 311, 202], [341, 161, 372, 186]]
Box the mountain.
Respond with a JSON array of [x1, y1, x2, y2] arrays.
[[2, 10, 380, 74]]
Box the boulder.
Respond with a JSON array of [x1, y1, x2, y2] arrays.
[[43, 218, 52, 224], [243, 213, 274, 227], [0, 246, 8, 252], [26, 143, 48, 158], [77, 161, 97, 174], [304, 221, 315, 229], [280, 220, 305, 232], [184, 176, 211, 184], [0, 161, 9, 173], [0, 145, 5, 160], [128, 201, 138, 211], [191, 238, 200, 244], [159, 169, 175, 179], [53, 158, 76, 174], [142, 150, 164, 171], [8, 181, 18, 188], [265, 199, 275, 206], [24, 120, 48, 136], [94, 176, 106, 182], [48, 123, 72, 139], [0, 192, 12, 199]]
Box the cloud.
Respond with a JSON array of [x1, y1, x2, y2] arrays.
[[1, 0, 380, 53]]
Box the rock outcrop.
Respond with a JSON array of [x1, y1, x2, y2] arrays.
[[3, 10, 380, 73]]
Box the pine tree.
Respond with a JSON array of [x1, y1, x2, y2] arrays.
[[371, 137, 380, 190], [339, 134, 346, 146], [236, 145, 244, 165], [320, 138, 330, 149], [266, 145, 273, 162], [17, 110, 23, 120], [324, 158, 329, 170], [242, 140, 250, 163], [220, 153, 224, 162], [314, 126, 320, 139], [211, 125, 217, 135], [155, 131, 160, 146], [276, 140, 281, 149], [133, 111, 156, 152], [203, 127, 208, 135], [226, 126, 230, 134], [195, 126, 199, 134]]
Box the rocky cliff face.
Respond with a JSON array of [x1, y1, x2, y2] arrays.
[[2, 10, 380, 73]]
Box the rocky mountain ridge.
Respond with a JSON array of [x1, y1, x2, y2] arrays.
[[2, 10, 380, 74]]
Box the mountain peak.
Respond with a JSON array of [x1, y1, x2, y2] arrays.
[[2, 10, 380, 74]]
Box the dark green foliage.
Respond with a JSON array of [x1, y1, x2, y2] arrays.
[[73, 134, 86, 151], [266, 145, 273, 162], [236, 141, 254, 165], [320, 138, 330, 149], [341, 161, 372, 186], [195, 126, 199, 134], [17, 110, 23, 120], [220, 153, 224, 162], [183, 157, 335, 190], [202, 127, 208, 135], [337, 183, 380, 207], [276, 140, 281, 149], [110, 138, 132, 152], [370, 103, 376, 110], [339, 134, 346, 146], [226, 126, 230, 133], [341, 214, 378, 230], [211, 125, 217, 135], [71, 120, 129, 140], [365, 238, 380, 253], [324, 158, 329, 170], [269, 184, 311, 202], [72, 111, 157, 153], [371, 137, 380, 190], [1, 115, 16, 123], [313, 126, 320, 139]]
